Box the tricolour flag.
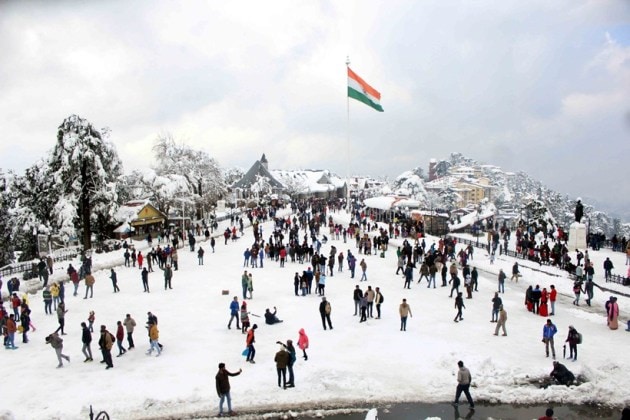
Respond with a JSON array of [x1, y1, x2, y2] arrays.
[[347, 67, 384, 112]]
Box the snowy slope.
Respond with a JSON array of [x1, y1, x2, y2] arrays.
[[1, 210, 629, 420]]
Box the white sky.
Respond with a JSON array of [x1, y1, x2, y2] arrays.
[[0, 0, 629, 212], [2, 209, 629, 419]]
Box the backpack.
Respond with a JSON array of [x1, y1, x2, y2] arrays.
[[577, 332, 583, 344], [325, 302, 331, 315], [110, 332, 116, 343], [379, 293, 384, 303]]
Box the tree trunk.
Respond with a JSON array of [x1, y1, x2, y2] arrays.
[[81, 163, 92, 250], [196, 179, 203, 220]]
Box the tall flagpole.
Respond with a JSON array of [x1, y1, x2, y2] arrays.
[[346, 56, 351, 217]]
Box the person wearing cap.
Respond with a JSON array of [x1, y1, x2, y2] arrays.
[[319, 297, 333, 330], [216, 362, 242, 417], [565, 325, 580, 361]]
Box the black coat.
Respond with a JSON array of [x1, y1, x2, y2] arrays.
[[82, 326, 92, 344]]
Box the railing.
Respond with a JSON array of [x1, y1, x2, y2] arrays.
[[446, 235, 630, 287], [0, 247, 81, 280]]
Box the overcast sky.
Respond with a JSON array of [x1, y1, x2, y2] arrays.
[[1, 0, 629, 214]]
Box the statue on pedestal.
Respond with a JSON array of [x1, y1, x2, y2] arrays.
[[575, 199, 584, 223]]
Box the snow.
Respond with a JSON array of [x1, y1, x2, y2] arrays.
[[363, 196, 421, 211], [2, 210, 629, 419]]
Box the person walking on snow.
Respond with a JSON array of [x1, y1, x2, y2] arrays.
[[494, 305, 507, 336], [228, 296, 240, 330], [298, 328, 309, 360], [454, 292, 465, 322], [115, 320, 127, 357], [399, 298, 412, 331], [491, 292, 502, 322], [245, 324, 257, 363], [46, 332, 70, 368], [81, 322, 93, 362], [511, 262, 520, 282], [110, 268, 120, 293], [359, 259, 367, 281], [452, 361, 475, 409]]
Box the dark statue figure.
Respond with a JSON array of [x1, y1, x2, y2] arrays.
[[575, 199, 584, 223]]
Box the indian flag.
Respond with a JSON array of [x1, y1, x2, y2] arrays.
[[347, 67, 384, 112]]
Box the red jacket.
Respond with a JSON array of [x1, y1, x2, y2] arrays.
[[6, 318, 17, 334], [116, 324, 125, 341], [246, 329, 255, 346], [549, 289, 557, 302]]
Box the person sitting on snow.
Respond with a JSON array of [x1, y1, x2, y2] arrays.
[[264, 307, 283, 325], [550, 361, 575, 386]]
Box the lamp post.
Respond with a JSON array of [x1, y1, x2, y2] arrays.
[[475, 211, 480, 246]]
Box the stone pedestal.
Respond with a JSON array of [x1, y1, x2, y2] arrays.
[[567, 222, 587, 251]]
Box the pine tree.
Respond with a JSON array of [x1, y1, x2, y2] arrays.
[[48, 115, 123, 250]]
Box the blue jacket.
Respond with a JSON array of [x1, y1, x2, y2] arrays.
[[230, 300, 239, 315], [543, 323, 557, 339]]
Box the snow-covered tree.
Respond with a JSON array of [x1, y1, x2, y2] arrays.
[[153, 133, 226, 219], [280, 174, 307, 200], [9, 161, 58, 260], [48, 115, 123, 249], [122, 169, 191, 219], [250, 175, 272, 201], [223, 167, 245, 187], [0, 170, 14, 266]]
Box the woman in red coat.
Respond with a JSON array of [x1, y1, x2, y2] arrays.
[[539, 288, 549, 316], [297, 328, 309, 361]]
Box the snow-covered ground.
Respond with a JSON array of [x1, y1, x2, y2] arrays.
[[2, 210, 629, 420]]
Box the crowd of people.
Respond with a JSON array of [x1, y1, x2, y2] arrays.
[[1, 198, 628, 419]]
